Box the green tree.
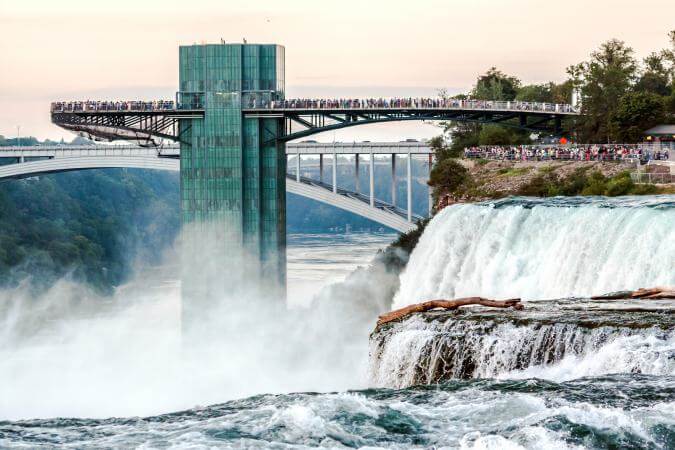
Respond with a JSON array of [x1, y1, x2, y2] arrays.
[[445, 122, 481, 155], [666, 88, 675, 115], [428, 159, 471, 200], [428, 135, 460, 160], [635, 53, 671, 96], [610, 92, 666, 142], [443, 68, 523, 154], [471, 67, 521, 101], [516, 83, 554, 102], [477, 124, 530, 146], [574, 39, 638, 142]]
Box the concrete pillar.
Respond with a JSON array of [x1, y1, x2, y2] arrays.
[[319, 154, 324, 182], [391, 153, 397, 206], [369, 151, 375, 207], [295, 153, 300, 182], [19, 155, 25, 163], [332, 150, 337, 193], [407, 152, 412, 222], [355, 153, 360, 193]]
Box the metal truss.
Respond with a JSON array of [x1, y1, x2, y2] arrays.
[[273, 109, 569, 141], [52, 107, 572, 147], [51, 110, 202, 146]]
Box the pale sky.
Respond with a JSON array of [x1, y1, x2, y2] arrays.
[[1, 0, 673, 141]]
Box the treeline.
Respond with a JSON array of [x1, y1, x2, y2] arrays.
[[439, 30, 675, 151], [0, 135, 92, 147], [0, 169, 180, 293]]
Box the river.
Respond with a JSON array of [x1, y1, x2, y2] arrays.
[[0, 197, 673, 449]]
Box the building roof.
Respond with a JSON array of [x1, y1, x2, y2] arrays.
[[644, 124, 675, 136]]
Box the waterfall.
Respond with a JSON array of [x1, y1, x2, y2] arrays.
[[370, 314, 675, 388], [393, 196, 675, 308], [372, 196, 675, 389]]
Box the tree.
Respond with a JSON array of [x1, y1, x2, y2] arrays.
[[471, 67, 521, 101], [429, 135, 461, 160], [442, 68, 523, 154], [575, 39, 638, 142], [445, 122, 481, 155], [610, 92, 666, 143], [428, 159, 471, 199], [478, 124, 530, 146], [635, 53, 671, 96], [666, 88, 675, 115], [516, 83, 554, 103]]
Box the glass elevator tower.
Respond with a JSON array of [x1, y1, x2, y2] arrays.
[[178, 43, 286, 317]]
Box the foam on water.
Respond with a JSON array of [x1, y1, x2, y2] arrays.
[[1, 376, 672, 449]]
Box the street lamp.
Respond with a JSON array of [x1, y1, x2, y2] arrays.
[[17, 125, 21, 147]]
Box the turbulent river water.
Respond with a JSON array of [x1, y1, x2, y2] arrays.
[[1, 196, 674, 449]]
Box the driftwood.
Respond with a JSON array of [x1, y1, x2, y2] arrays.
[[377, 297, 523, 326], [591, 287, 675, 300]]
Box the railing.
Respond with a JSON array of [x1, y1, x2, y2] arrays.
[[51, 101, 177, 113], [631, 172, 675, 184], [464, 144, 672, 162], [51, 99, 580, 114], [0, 144, 180, 159], [252, 98, 579, 113]]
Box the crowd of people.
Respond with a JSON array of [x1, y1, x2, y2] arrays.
[[263, 98, 576, 112], [464, 145, 671, 162], [51, 101, 176, 112], [51, 98, 578, 113]]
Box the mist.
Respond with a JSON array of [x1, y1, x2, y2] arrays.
[[0, 219, 399, 421]]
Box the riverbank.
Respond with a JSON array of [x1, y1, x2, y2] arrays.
[[438, 159, 674, 208]]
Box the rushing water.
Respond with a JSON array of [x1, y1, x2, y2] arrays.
[[2, 375, 673, 449], [370, 300, 675, 387], [1, 197, 674, 449], [393, 196, 675, 307]]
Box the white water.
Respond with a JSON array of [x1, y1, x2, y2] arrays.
[[393, 197, 675, 308], [2, 197, 674, 448], [370, 315, 675, 388], [0, 232, 396, 420]]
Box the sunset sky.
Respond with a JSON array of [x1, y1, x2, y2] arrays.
[[1, 0, 673, 141]]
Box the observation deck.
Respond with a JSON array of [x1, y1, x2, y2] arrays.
[[51, 98, 580, 145]]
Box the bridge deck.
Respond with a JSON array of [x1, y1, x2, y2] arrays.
[[0, 142, 433, 156], [51, 99, 579, 115], [0, 149, 422, 233], [50, 99, 578, 144]]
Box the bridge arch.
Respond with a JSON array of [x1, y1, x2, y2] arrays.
[[0, 156, 417, 233]]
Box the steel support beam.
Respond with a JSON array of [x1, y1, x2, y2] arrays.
[[391, 153, 397, 206], [369, 151, 375, 207], [407, 152, 412, 222], [332, 150, 337, 193], [295, 152, 301, 182], [355, 153, 360, 193]]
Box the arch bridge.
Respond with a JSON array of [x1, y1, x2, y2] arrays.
[[0, 142, 432, 233]]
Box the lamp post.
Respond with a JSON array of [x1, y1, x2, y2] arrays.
[[17, 125, 21, 147]]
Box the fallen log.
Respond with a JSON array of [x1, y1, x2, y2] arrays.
[[377, 297, 522, 327], [591, 287, 675, 300]]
